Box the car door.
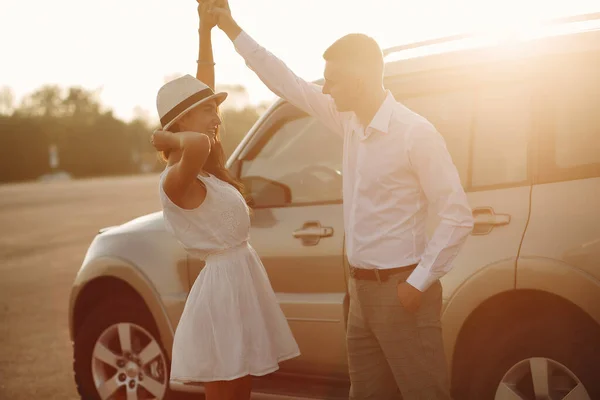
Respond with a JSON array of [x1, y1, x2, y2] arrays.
[[519, 50, 600, 298], [389, 62, 534, 346], [232, 103, 348, 377]]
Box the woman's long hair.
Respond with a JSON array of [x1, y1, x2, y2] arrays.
[[160, 121, 248, 203]]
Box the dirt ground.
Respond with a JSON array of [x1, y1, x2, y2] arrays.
[[0, 174, 162, 400]]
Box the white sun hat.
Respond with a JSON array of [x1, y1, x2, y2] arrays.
[[156, 74, 228, 130]]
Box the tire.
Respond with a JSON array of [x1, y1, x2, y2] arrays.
[[73, 295, 187, 400], [454, 303, 600, 400]]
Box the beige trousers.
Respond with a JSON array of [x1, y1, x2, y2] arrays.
[[347, 269, 452, 400]]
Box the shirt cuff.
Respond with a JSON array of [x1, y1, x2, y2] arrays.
[[406, 266, 437, 292], [232, 30, 254, 56]]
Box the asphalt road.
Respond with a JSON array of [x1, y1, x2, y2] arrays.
[[0, 174, 164, 400], [0, 174, 348, 400]]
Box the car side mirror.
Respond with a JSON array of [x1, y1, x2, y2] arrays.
[[242, 176, 291, 208]]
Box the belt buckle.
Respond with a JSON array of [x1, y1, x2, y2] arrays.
[[374, 269, 382, 284]]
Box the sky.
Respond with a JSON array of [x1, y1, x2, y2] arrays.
[[2, 0, 599, 122]]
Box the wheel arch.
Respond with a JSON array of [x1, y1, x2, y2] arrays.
[[516, 256, 600, 326], [441, 258, 516, 369], [69, 256, 175, 358], [447, 257, 600, 395]]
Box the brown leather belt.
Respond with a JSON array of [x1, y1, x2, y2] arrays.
[[349, 263, 418, 282]]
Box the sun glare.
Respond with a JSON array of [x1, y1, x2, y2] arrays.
[[384, 10, 600, 63]]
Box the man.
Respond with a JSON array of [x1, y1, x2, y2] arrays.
[[210, 2, 474, 399]]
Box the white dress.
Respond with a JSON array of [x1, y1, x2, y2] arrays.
[[159, 165, 300, 383]]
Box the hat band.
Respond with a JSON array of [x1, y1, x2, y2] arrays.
[[161, 87, 215, 127]]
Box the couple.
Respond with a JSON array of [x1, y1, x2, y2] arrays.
[[152, 1, 474, 399]]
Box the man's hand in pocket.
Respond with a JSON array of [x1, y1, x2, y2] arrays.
[[397, 281, 422, 313]]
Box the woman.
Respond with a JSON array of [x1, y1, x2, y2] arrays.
[[151, 3, 300, 399]]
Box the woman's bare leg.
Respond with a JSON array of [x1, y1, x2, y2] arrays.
[[234, 375, 252, 400], [203, 381, 220, 400], [204, 376, 251, 400], [204, 380, 232, 400]]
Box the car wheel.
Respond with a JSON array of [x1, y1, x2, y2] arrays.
[[495, 357, 590, 399], [73, 296, 175, 400], [457, 308, 600, 400]]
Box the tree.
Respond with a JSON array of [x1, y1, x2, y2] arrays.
[[62, 87, 102, 117], [16, 85, 64, 117], [221, 106, 260, 157], [0, 86, 15, 116], [129, 107, 161, 173], [0, 115, 51, 182], [0, 83, 263, 182]]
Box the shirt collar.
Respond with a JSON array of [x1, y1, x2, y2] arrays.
[[352, 91, 395, 140], [367, 91, 395, 135]]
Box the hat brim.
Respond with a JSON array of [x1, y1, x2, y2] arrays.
[[162, 92, 228, 130]]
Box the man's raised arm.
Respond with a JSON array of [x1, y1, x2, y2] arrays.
[[210, 1, 345, 135]]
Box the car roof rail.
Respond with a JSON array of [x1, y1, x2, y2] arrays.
[[382, 11, 600, 57]]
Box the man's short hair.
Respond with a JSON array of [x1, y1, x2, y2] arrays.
[[323, 34, 384, 78]]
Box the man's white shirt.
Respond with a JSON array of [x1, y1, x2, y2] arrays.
[[234, 31, 474, 291]]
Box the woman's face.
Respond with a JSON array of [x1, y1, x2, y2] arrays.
[[178, 99, 222, 144]]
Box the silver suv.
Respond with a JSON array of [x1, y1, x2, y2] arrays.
[[69, 14, 600, 400]]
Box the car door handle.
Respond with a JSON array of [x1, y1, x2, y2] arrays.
[[293, 221, 334, 246], [472, 207, 511, 235], [293, 227, 334, 238]]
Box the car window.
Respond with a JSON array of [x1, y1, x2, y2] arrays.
[[240, 114, 343, 207], [400, 82, 532, 189], [402, 91, 473, 187], [536, 52, 600, 183], [471, 84, 531, 187], [552, 55, 600, 170]]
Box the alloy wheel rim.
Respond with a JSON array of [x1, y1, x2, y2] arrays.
[[91, 322, 168, 400], [495, 357, 590, 400]]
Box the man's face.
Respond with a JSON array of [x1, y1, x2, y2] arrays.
[[322, 61, 360, 112]]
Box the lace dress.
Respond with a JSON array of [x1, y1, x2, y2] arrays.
[[159, 165, 300, 382]]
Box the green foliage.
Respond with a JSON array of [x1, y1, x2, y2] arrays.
[[221, 106, 261, 158], [0, 85, 261, 183]]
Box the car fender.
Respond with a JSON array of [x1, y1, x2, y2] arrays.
[[517, 256, 600, 327], [441, 259, 516, 368], [69, 256, 175, 357]]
